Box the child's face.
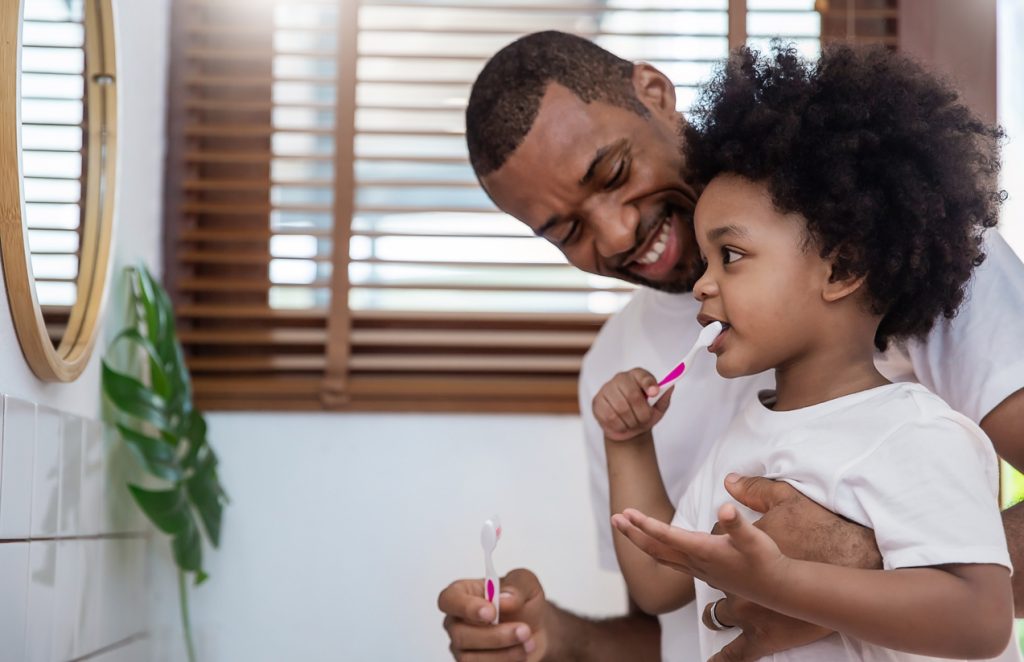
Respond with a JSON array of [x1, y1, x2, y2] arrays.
[[692, 174, 833, 378]]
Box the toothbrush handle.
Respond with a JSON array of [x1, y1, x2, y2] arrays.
[[484, 559, 500, 624], [648, 346, 699, 405]]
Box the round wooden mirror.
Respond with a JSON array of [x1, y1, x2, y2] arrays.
[[0, 0, 117, 381]]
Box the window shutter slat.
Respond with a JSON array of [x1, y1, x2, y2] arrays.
[[166, 0, 894, 412], [817, 0, 899, 47]]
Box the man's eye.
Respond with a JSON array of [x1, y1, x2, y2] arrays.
[[605, 159, 629, 190], [722, 247, 744, 265], [560, 219, 581, 246]]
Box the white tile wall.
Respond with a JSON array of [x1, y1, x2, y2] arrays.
[[53, 539, 81, 660], [1, 397, 36, 538], [26, 541, 56, 662], [90, 637, 152, 662], [0, 394, 150, 662], [80, 419, 106, 537], [0, 542, 30, 662], [59, 412, 83, 537], [32, 407, 62, 537]]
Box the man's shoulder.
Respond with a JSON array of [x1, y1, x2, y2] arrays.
[[585, 287, 696, 355]]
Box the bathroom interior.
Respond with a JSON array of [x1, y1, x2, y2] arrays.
[[0, 0, 1022, 660]]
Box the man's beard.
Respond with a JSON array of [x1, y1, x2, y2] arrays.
[[613, 258, 702, 294], [609, 198, 702, 294]]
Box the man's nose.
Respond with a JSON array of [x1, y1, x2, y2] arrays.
[[590, 201, 640, 258]]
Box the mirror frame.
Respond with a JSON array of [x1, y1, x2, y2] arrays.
[[0, 0, 117, 382]]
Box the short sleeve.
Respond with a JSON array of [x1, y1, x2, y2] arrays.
[[906, 231, 1024, 423], [833, 413, 1010, 572]]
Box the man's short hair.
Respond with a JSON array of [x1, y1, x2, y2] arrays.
[[466, 31, 649, 177]]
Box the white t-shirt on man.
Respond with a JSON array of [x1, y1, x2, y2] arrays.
[[674, 382, 1011, 661], [578, 231, 1024, 661]]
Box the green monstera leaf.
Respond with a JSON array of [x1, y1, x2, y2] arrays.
[[103, 264, 227, 661]]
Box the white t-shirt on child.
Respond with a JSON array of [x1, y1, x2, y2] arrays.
[[673, 382, 1013, 661], [579, 231, 1024, 661]]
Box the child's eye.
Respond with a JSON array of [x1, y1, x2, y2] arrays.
[[722, 247, 744, 265]]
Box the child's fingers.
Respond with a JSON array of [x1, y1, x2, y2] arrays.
[[613, 379, 651, 428], [651, 384, 674, 415], [620, 368, 661, 426], [627, 367, 661, 398], [605, 383, 641, 430], [717, 503, 764, 554], [624, 508, 697, 549], [612, 520, 688, 575], [617, 510, 704, 571], [593, 386, 638, 437]]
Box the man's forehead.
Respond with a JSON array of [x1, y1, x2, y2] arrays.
[[525, 84, 614, 162], [482, 87, 621, 225]]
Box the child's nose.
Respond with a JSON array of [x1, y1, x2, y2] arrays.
[[693, 269, 716, 301]]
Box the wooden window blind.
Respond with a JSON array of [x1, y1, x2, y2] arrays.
[[164, 0, 894, 413], [816, 0, 899, 47], [21, 0, 88, 340]]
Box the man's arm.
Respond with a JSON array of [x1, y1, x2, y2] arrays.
[[981, 387, 1024, 615], [438, 569, 660, 661], [542, 597, 661, 662]]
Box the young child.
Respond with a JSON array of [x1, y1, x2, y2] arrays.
[[593, 45, 1013, 660]]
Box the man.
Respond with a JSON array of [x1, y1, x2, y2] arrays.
[[437, 31, 1024, 661]]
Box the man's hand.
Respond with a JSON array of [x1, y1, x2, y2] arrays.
[[438, 568, 548, 661], [723, 474, 881, 567], [695, 474, 882, 661], [700, 594, 831, 662]]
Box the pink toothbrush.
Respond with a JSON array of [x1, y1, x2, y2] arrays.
[[481, 516, 502, 624], [650, 321, 724, 402]]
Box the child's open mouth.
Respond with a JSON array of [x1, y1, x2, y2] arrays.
[[708, 323, 731, 354]]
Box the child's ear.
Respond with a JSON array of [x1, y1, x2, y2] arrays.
[[821, 263, 867, 303]]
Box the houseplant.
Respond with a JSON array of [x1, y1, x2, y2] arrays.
[[101, 264, 227, 662]]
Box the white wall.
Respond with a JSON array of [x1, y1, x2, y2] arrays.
[[0, 0, 168, 419], [0, 0, 169, 660], [148, 412, 628, 662]]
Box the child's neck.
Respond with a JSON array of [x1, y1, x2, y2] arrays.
[[771, 342, 889, 411]]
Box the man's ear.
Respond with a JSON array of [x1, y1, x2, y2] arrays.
[[633, 63, 676, 119]]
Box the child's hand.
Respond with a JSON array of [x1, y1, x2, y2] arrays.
[[592, 368, 673, 442], [611, 497, 790, 605]]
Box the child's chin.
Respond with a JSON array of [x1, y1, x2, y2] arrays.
[[715, 355, 754, 379]]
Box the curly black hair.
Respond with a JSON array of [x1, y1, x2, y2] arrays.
[[684, 44, 1004, 351], [466, 31, 649, 177]]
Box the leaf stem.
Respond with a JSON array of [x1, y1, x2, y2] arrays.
[[179, 567, 198, 662]]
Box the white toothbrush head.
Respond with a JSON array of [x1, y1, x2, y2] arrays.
[[481, 516, 501, 554], [650, 320, 726, 400], [697, 320, 725, 348]]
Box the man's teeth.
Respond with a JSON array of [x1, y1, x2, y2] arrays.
[[636, 221, 671, 266]]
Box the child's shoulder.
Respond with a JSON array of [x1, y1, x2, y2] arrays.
[[855, 382, 993, 461], [880, 382, 984, 434]]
